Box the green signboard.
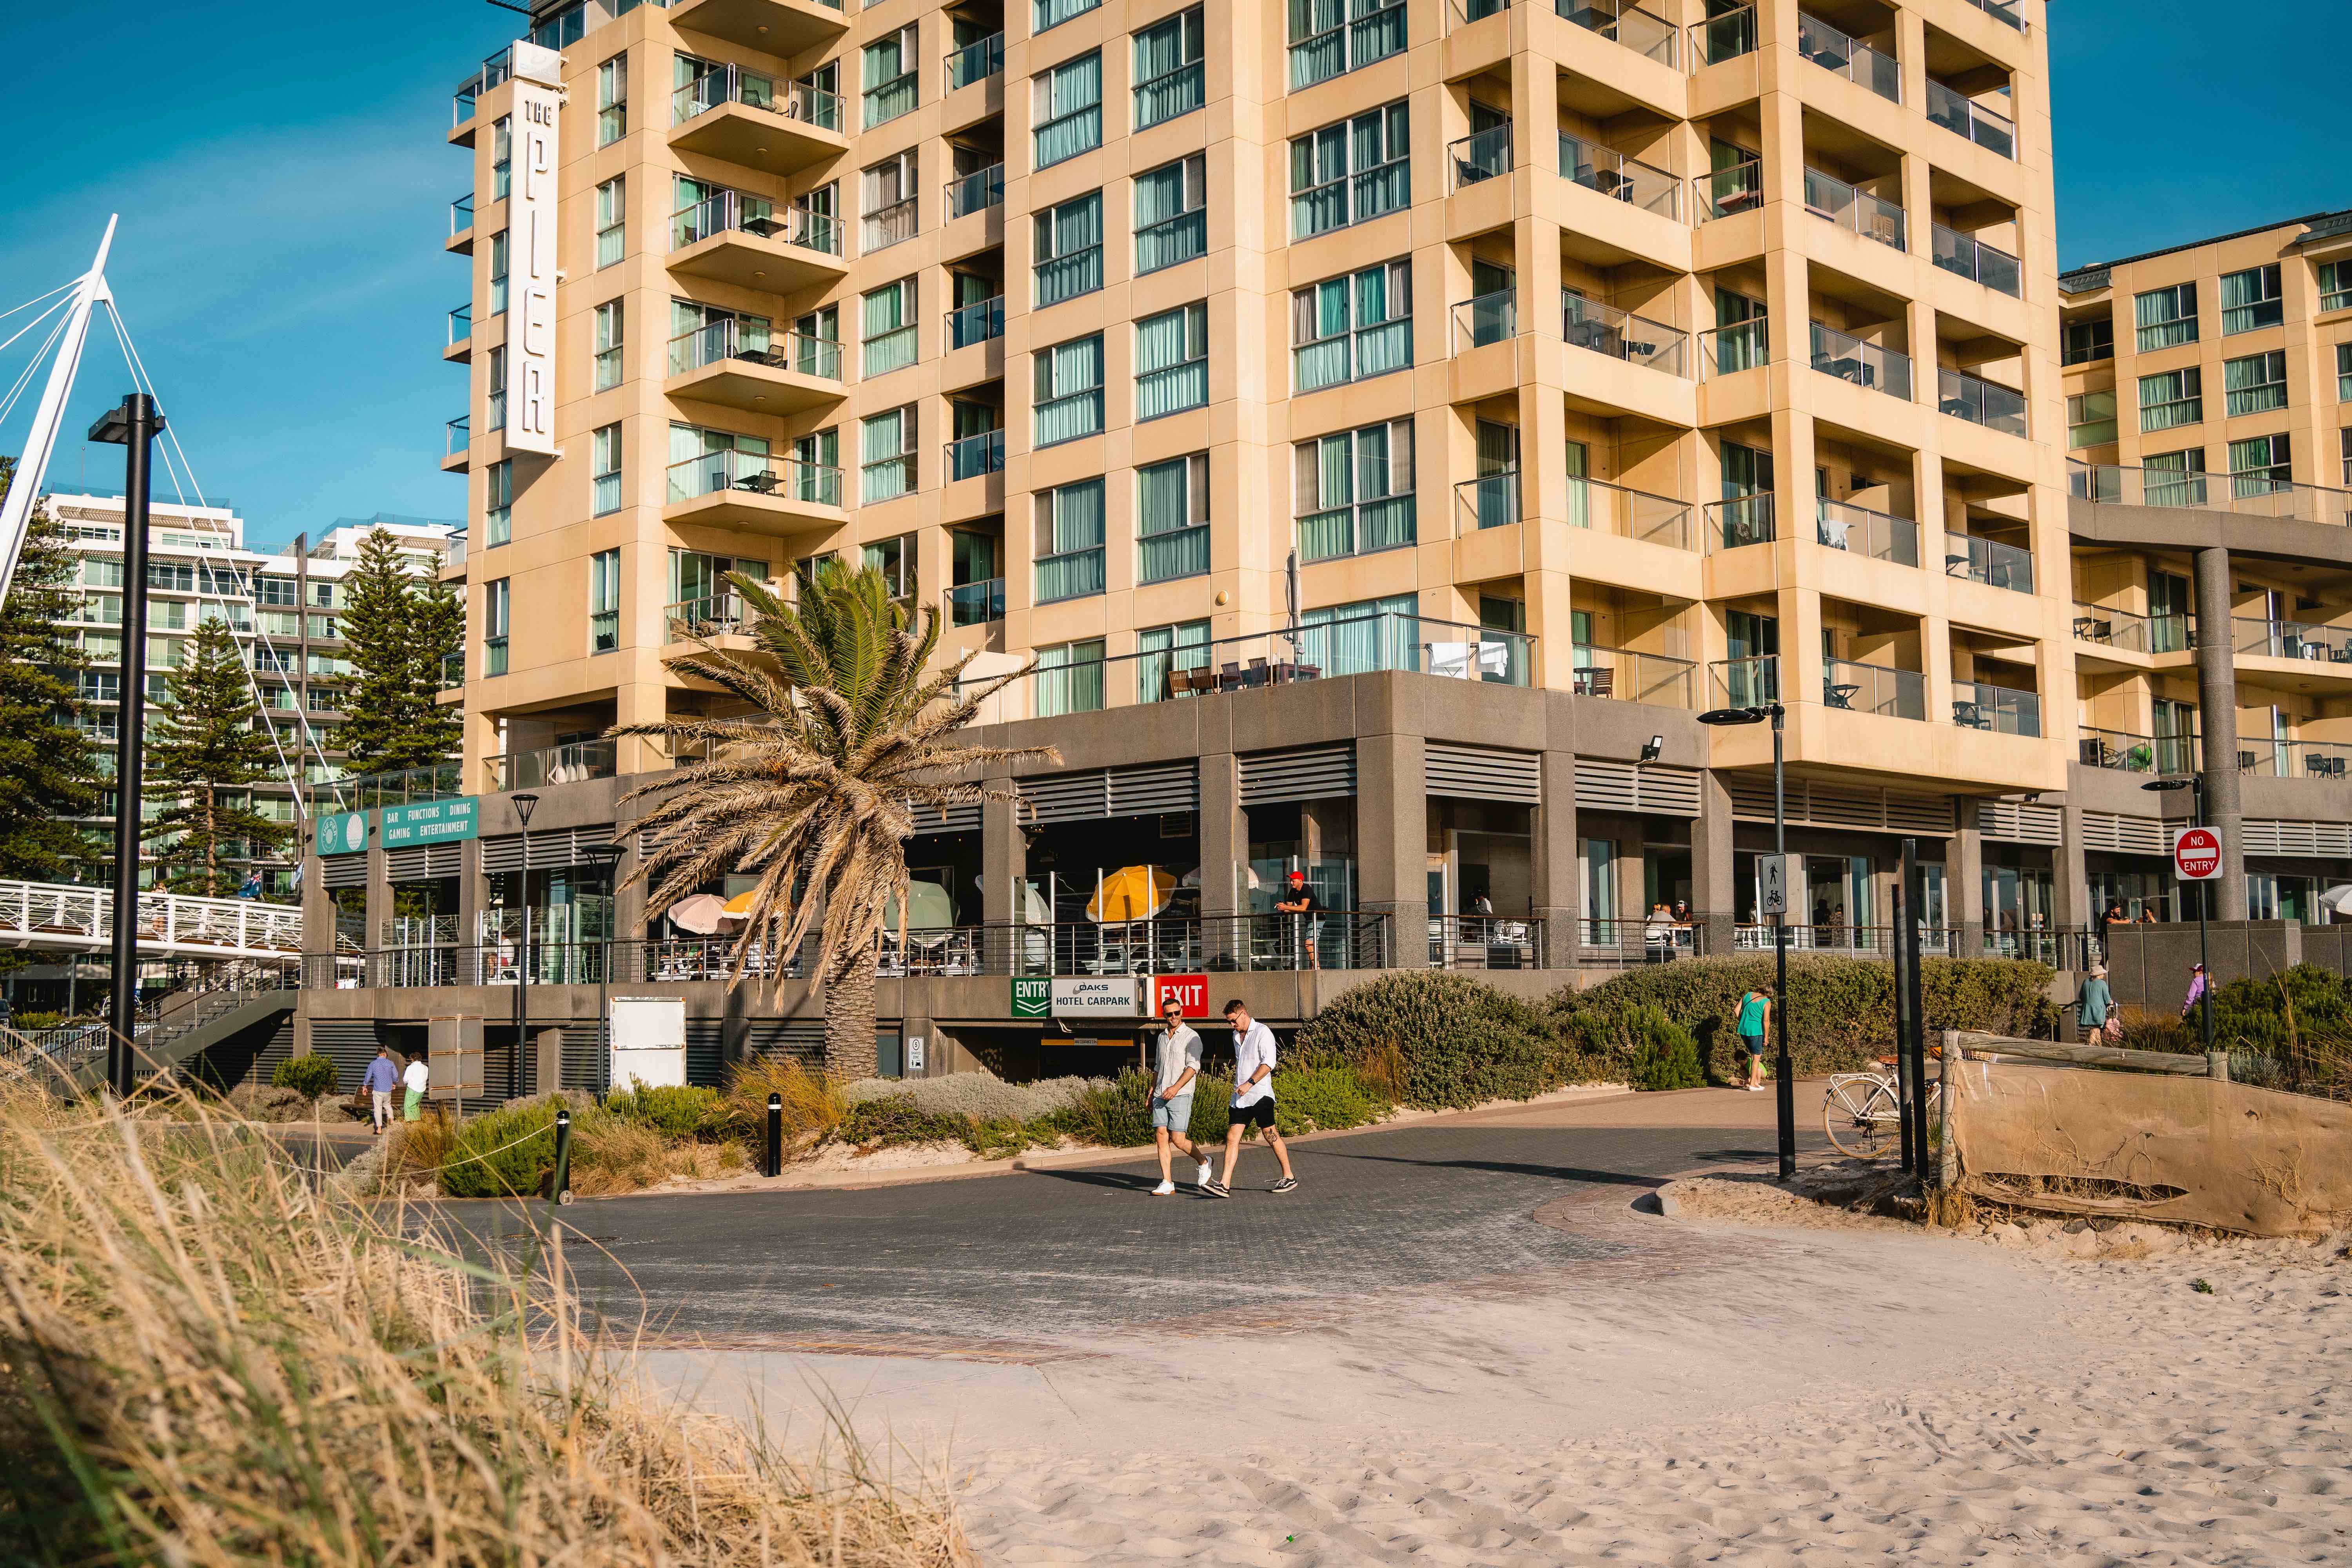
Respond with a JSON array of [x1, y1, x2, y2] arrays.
[[314, 810, 368, 857], [1011, 977, 1051, 1019], [382, 797, 479, 848]]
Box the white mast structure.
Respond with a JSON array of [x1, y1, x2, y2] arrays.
[[0, 217, 115, 603]]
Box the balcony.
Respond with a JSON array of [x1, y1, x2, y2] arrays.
[[1570, 476, 1691, 549], [665, 320, 844, 413], [1952, 679, 2038, 736], [1707, 494, 1775, 549], [1797, 12, 1898, 101], [446, 305, 471, 360], [2237, 619, 2352, 666], [1702, 318, 1769, 377], [1564, 294, 1689, 376], [1823, 658, 1925, 719], [448, 194, 475, 251], [665, 591, 760, 641], [949, 32, 1005, 90], [452, 47, 510, 132], [1931, 224, 2022, 297], [662, 450, 845, 532], [1456, 470, 1521, 532], [339, 762, 466, 812], [488, 739, 617, 794], [948, 294, 1006, 349], [1558, 134, 1681, 220], [2079, 727, 2165, 774], [668, 192, 847, 292], [1926, 81, 2016, 159], [863, 197, 918, 253], [1809, 322, 1911, 399], [947, 163, 1005, 219], [1696, 156, 1764, 221], [2069, 461, 2352, 529], [1936, 367, 2026, 436], [669, 67, 846, 175], [1710, 654, 1779, 709], [1944, 534, 2034, 593], [1557, 0, 1677, 64], [443, 416, 470, 471], [1449, 123, 1513, 192], [1570, 646, 1696, 707], [1804, 167, 1905, 250], [947, 429, 1007, 481], [1689, 2, 1756, 65], [947, 577, 1006, 626], [1964, 0, 2025, 29], [2071, 603, 2193, 657], [668, 0, 848, 56], [1815, 498, 1918, 566], [1452, 287, 1516, 350], [444, 532, 467, 573], [2238, 739, 2352, 781]]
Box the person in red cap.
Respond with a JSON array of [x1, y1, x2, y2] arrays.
[[1273, 869, 1325, 970]]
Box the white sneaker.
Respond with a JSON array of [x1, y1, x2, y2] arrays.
[[1152, 1179, 1176, 1196], [1196, 1158, 1214, 1188]]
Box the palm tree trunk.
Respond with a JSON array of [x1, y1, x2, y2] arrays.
[[823, 946, 882, 1079]]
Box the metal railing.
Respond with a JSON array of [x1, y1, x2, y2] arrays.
[[1449, 123, 1514, 191], [668, 320, 843, 381], [1557, 133, 1681, 218], [947, 428, 1007, 481], [1298, 492, 1416, 560], [1797, 11, 1899, 100], [453, 48, 509, 126], [1936, 367, 2026, 436], [1696, 158, 1764, 220], [2069, 461, 2352, 528], [1710, 655, 1780, 709], [2236, 739, 2352, 781], [672, 66, 843, 134], [1428, 915, 1545, 970], [1804, 167, 1905, 249], [1689, 2, 1757, 65], [447, 305, 470, 347], [1809, 321, 1912, 398], [948, 294, 1006, 348], [450, 194, 474, 236], [1456, 470, 1521, 532], [1707, 494, 1775, 549], [1557, 0, 1678, 65], [1579, 916, 1710, 966], [1926, 81, 2015, 158], [946, 163, 1005, 218], [1822, 657, 1925, 719], [1964, 0, 2025, 29], [948, 31, 1005, 89], [1932, 224, 2022, 296], [1570, 646, 1697, 708], [665, 450, 842, 507], [1452, 287, 1517, 350], [1815, 498, 1918, 565], [2078, 727, 2163, 774], [671, 192, 842, 257], [1951, 679, 2040, 736], [665, 590, 760, 639], [1564, 294, 1689, 376], [1743, 924, 1961, 957], [445, 417, 469, 459], [2237, 618, 2352, 664], [336, 762, 465, 812], [947, 578, 1005, 626], [486, 739, 617, 794], [1944, 533, 2034, 592], [1034, 241, 1101, 305], [1701, 317, 1770, 376], [1568, 477, 1691, 549], [2072, 603, 2192, 656]]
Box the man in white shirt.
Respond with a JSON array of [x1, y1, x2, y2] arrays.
[[1207, 999, 1297, 1196], [1147, 995, 1216, 1196]]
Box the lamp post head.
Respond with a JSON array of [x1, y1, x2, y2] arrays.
[[87, 396, 165, 445], [583, 843, 623, 868], [2140, 777, 2193, 794], [1697, 706, 1764, 727], [512, 791, 540, 827]]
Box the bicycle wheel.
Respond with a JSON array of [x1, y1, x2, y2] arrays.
[[1822, 1074, 1900, 1161]]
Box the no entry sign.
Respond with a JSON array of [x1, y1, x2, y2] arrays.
[[2173, 826, 2223, 882]]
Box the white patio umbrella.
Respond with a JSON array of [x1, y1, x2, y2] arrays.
[[667, 893, 728, 935], [2320, 885, 2352, 916]]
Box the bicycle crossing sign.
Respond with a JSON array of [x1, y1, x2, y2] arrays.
[[2173, 826, 2223, 882]]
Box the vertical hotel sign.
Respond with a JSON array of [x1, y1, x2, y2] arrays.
[[508, 41, 563, 456]]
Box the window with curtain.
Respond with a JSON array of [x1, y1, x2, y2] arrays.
[[591, 424, 623, 516], [1288, 0, 1407, 90], [491, 116, 512, 200], [597, 53, 626, 145], [1293, 420, 1415, 562], [862, 152, 918, 251], [1134, 156, 1207, 274], [792, 427, 840, 505], [1034, 479, 1107, 603], [2065, 389, 2117, 450], [1136, 303, 1208, 419], [861, 278, 917, 377], [1033, 638, 1107, 716], [483, 579, 510, 677], [2223, 350, 2288, 416], [669, 299, 770, 374], [2229, 433, 2290, 496], [1471, 420, 1519, 530], [789, 181, 837, 254], [1138, 618, 1211, 702], [2219, 264, 2283, 335], [1299, 591, 1419, 677], [2339, 342, 2352, 402], [1138, 453, 1210, 583], [666, 421, 769, 501], [1033, 53, 1103, 169], [2133, 282, 2197, 351], [668, 548, 769, 615], [594, 301, 623, 390], [861, 406, 916, 502], [2342, 428, 2352, 487], [792, 304, 840, 377], [1563, 440, 1590, 530], [2323, 261, 2352, 314], [589, 549, 619, 653], [595, 177, 626, 268], [1036, 0, 1102, 34], [1034, 191, 1104, 305], [2137, 367, 2202, 432], [2061, 315, 2113, 365], [484, 459, 513, 548], [1291, 258, 1411, 392], [486, 344, 506, 432], [862, 25, 917, 127], [1711, 287, 1768, 373], [1033, 334, 1105, 445], [2143, 447, 2207, 507], [487, 230, 509, 315], [863, 534, 915, 599], [1133, 9, 1205, 128], [1289, 101, 1408, 239]]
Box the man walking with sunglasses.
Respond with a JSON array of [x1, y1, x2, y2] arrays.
[[1207, 998, 1297, 1196], [1149, 994, 1217, 1195]]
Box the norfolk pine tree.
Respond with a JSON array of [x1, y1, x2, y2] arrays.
[[0, 457, 101, 882], [143, 616, 289, 896], [338, 528, 463, 775]]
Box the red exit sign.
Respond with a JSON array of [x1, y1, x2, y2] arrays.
[[1152, 974, 1209, 1016]]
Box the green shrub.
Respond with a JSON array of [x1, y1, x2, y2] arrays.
[[437, 1098, 563, 1199], [1291, 972, 1561, 1109], [1269, 1065, 1388, 1134], [1045, 1067, 1158, 1149], [837, 1094, 971, 1147], [604, 1082, 729, 1141], [270, 1053, 338, 1099], [1188, 1074, 1235, 1145], [1621, 1004, 1704, 1091], [10, 1010, 60, 1031]]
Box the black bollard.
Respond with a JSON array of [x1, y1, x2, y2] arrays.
[[764, 1092, 783, 1178], [552, 1108, 574, 1206]]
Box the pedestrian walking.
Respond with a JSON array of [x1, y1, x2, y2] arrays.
[[1736, 984, 1771, 1093], [2078, 964, 2116, 1045], [401, 1051, 430, 1122], [236, 869, 264, 900], [362, 1047, 399, 1134], [1147, 995, 1216, 1195], [1206, 999, 1296, 1196]]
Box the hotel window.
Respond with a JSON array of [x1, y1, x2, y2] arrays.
[[2065, 389, 2117, 450], [2061, 315, 2113, 366], [1034, 479, 1107, 603], [863, 25, 918, 127], [1034, 191, 1104, 305], [591, 424, 622, 516], [1035, 0, 1100, 36], [2144, 448, 2207, 506], [1289, 0, 1406, 90], [2138, 367, 2202, 432], [2324, 261, 2352, 314], [2342, 428, 2352, 486], [671, 299, 768, 374], [2337, 342, 2352, 402], [486, 345, 507, 432], [1292, 258, 1411, 392], [1294, 419, 1415, 562], [593, 300, 623, 391], [2133, 282, 2196, 351], [1033, 53, 1103, 170], [589, 549, 620, 653], [487, 230, 509, 316], [2220, 264, 2284, 335], [1290, 102, 1409, 240], [1033, 334, 1105, 445], [491, 115, 512, 200], [861, 278, 918, 377], [2223, 350, 2288, 416], [863, 534, 915, 602], [793, 428, 840, 504], [1136, 303, 1209, 420], [595, 176, 625, 269], [596, 53, 626, 145], [483, 579, 509, 677], [1139, 619, 1211, 702], [1134, 156, 1206, 275], [668, 422, 771, 502], [2230, 433, 2290, 495], [1137, 452, 1210, 583], [861, 407, 917, 503], [1132, 9, 1205, 130], [1034, 638, 1107, 715], [862, 152, 917, 252]]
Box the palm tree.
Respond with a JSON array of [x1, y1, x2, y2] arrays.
[[614, 563, 1053, 1076]]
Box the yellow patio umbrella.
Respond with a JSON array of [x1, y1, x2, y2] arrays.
[[720, 888, 759, 923], [1088, 866, 1177, 923]]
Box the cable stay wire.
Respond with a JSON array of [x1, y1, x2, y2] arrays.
[[0, 302, 78, 437], [0, 278, 82, 329]]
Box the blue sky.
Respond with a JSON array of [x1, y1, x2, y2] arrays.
[[0, 1, 2341, 550]]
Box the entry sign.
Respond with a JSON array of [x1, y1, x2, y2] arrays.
[[2174, 826, 2224, 882], [1011, 978, 1051, 1018]]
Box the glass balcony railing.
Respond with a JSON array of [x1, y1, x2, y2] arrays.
[[1926, 81, 2016, 159], [445, 417, 469, 459], [668, 319, 843, 380], [1965, 0, 2024, 29], [2237, 618, 2352, 664], [947, 428, 1007, 481], [2079, 727, 2161, 773], [1710, 654, 1780, 709], [1707, 494, 1775, 550], [1452, 287, 1516, 350], [2069, 461, 2352, 527], [1456, 470, 1521, 531], [1945, 533, 2034, 592], [453, 47, 510, 127], [1568, 476, 1692, 549], [666, 592, 756, 639], [1797, 12, 1899, 100], [1697, 157, 1764, 221], [1809, 321, 1911, 399], [672, 65, 843, 134], [1931, 224, 2022, 296], [341, 761, 466, 812], [1702, 317, 1769, 377], [1824, 658, 1925, 720], [447, 305, 471, 347], [1570, 646, 1697, 707], [1803, 167, 1906, 250], [1815, 498, 1918, 566], [1558, 134, 1681, 219], [2238, 739, 2352, 780], [947, 577, 1006, 626], [1953, 680, 2039, 737], [671, 191, 842, 257], [948, 31, 1005, 89], [1689, 2, 1757, 65], [2071, 603, 2177, 655], [489, 739, 616, 794], [1557, 0, 1678, 65], [1449, 123, 1514, 191], [948, 294, 1006, 348], [450, 194, 474, 236], [1937, 367, 2027, 436], [946, 163, 1005, 218], [1564, 294, 1689, 376], [665, 450, 842, 507]]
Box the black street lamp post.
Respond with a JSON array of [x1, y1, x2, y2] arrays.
[[582, 843, 624, 1098], [91, 394, 163, 1099], [1699, 695, 1795, 1179], [510, 791, 539, 1099]]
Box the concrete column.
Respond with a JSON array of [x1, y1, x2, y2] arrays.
[[1198, 753, 1242, 918], [457, 836, 486, 984], [2192, 545, 2249, 919], [363, 831, 391, 978], [1954, 798, 1985, 955], [981, 775, 1026, 929], [1691, 769, 1737, 956], [1532, 750, 1579, 967], [1355, 729, 1426, 967], [299, 851, 333, 962], [2054, 797, 2090, 938]]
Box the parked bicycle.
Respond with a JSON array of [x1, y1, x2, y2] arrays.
[[1821, 1054, 1942, 1160]]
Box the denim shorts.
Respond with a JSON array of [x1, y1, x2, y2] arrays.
[[1151, 1093, 1194, 1130], [1741, 1032, 1766, 1059]]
